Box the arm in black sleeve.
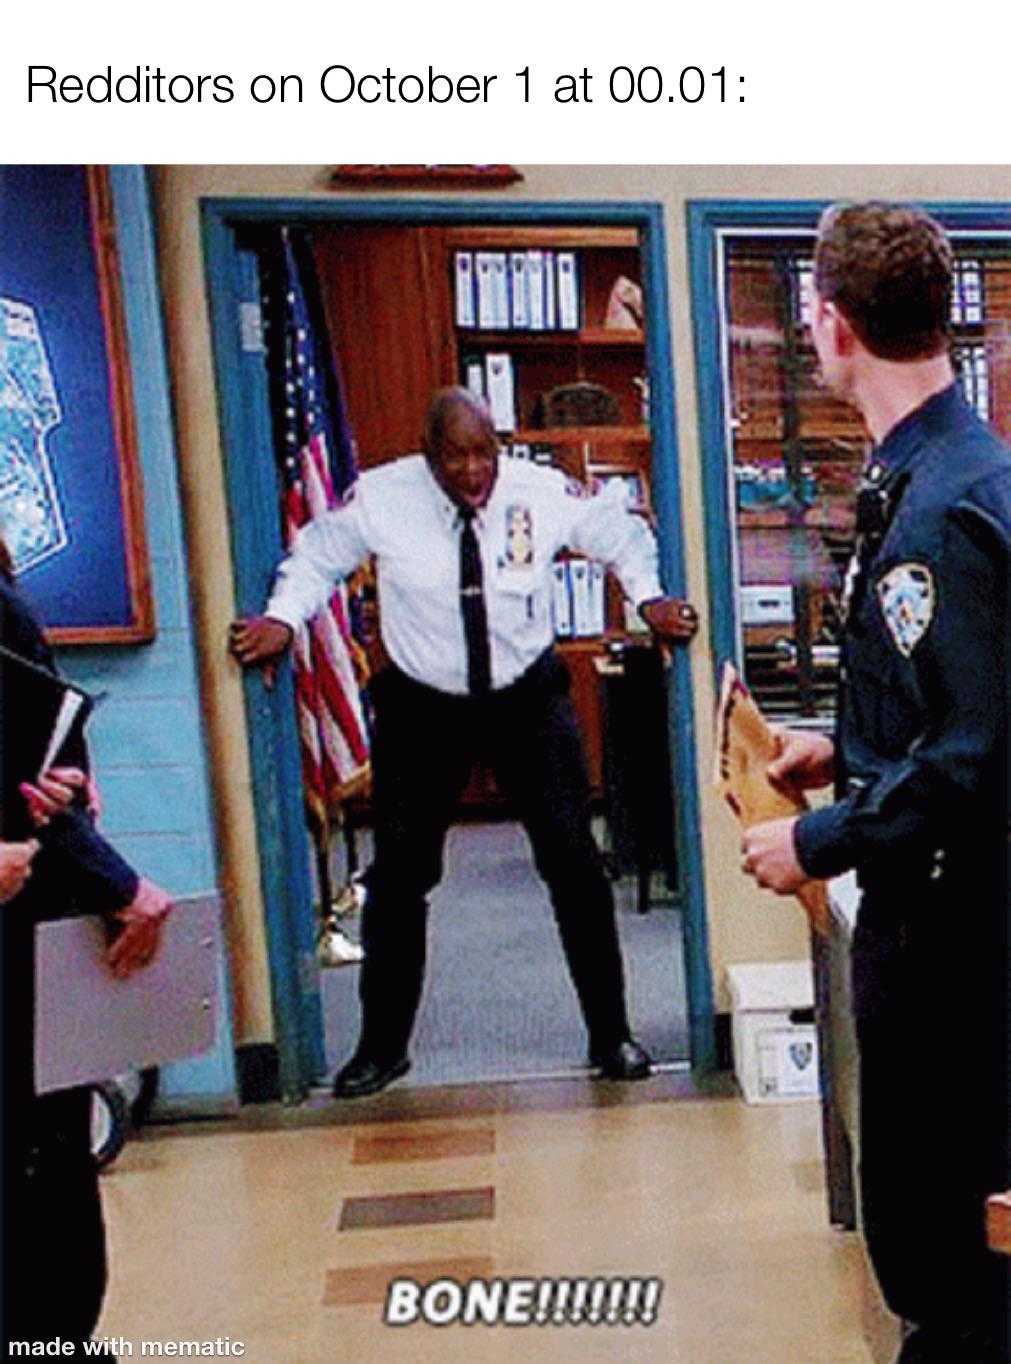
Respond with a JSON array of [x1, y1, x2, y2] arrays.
[[0, 584, 90, 773], [1, 579, 131, 907], [795, 492, 1011, 879], [37, 807, 140, 914]]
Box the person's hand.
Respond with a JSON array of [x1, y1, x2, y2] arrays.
[[766, 728, 835, 794], [0, 839, 40, 903], [639, 597, 699, 643], [228, 615, 294, 690], [741, 817, 806, 894], [107, 877, 173, 979], [19, 766, 89, 827]]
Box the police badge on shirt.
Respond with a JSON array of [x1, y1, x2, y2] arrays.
[[502, 503, 534, 570], [876, 562, 936, 658], [498, 503, 537, 620]]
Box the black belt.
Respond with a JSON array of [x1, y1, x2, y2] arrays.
[[384, 647, 559, 705]]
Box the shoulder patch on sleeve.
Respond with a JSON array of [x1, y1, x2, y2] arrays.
[[875, 562, 935, 657], [565, 475, 599, 500]]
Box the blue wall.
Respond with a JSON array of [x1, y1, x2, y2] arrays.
[[55, 166, 236, 1109]]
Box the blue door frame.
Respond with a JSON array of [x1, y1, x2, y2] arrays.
[[686, 197, 1011, 689], [201, 196, 715, 1096]]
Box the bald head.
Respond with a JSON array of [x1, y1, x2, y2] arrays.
[[423, 387, 496, 453], [423, 387, 499, 510]]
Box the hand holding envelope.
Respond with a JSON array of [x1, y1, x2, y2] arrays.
[[713, 662, 831, 937]]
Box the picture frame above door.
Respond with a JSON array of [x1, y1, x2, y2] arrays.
[[328, 165, 523, 189]]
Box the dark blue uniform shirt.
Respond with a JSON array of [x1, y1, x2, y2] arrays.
[[0, 576, 139, 915], [795, 383, 1011, 885]]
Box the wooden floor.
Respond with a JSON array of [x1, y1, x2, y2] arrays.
[[97, 1076, 880, 1362]]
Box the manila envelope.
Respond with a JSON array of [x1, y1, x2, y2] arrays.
[[714, 661, 831, 937]]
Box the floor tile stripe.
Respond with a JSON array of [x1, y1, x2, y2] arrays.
[[324, 1255, 496, 1306], [338, 1185, 495, 1231], [351, 1127, 495, 1165]]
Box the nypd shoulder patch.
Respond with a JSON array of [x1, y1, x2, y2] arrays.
[[875, 562, 936, 658], [564, 475, 601, 500]]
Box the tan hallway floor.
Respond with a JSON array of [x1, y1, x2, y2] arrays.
[[97, 1076, 875, 1363]]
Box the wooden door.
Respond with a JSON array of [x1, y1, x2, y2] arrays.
[[312, 225, 456, 467]]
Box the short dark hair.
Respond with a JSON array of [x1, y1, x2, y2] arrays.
[[814, 202, 953, 361]]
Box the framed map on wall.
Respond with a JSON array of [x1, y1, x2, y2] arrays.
[[0, 164, 154, 643]]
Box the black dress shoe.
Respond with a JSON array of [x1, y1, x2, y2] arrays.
[[332, 1054, 410, 1099], [590, 1039, 653, 1080]]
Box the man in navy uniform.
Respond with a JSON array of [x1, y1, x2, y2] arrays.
[[231, 387, 698, 1098], [1, 539, 173, 1350], [742, 203, 1010, 1361]]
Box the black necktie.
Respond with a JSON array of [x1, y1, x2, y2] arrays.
[[459, 508, 491, 696]]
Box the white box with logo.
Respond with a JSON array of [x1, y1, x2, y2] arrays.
[[726, 960, 819, 1104]]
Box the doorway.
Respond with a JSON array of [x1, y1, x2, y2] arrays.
[[202, 197, 712, 1099]]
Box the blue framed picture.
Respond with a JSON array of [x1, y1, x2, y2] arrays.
[[0, 165, 154, 643]]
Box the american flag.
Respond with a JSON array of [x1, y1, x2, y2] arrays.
[[261, 229, 370, 826]]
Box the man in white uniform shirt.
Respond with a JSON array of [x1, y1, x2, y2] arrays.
[[231, 388, 698, 1098]]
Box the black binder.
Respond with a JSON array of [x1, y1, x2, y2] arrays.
[[0, 642, 102, 782]]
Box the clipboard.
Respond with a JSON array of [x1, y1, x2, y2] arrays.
[[34, 893, 221, 1094]]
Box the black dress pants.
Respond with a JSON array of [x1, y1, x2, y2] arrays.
[[3, 913, 108, 1349], [356, 651, 632, 1064], [3, 1088, 107, 1349], [853, 871, 1010, 1357]]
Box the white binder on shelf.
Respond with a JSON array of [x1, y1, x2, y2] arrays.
[[569, 558, 593, 636], [557, 252, 580, 331], [484, 352, 516, 432], [526, 250, 546, 330], [489, 253, 509, 328], [463, 355, 485, 401], [454, 251, 476, 328], [974, 348, 989, 419], [963, 260, 982, 324], [588, 561, 607, 635], [543, 250, 557, 330], [475, 252, 498, 329], [551, 561, 573, 637], [509, 252, 529, 329], [34, 894, 222, 1094]]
